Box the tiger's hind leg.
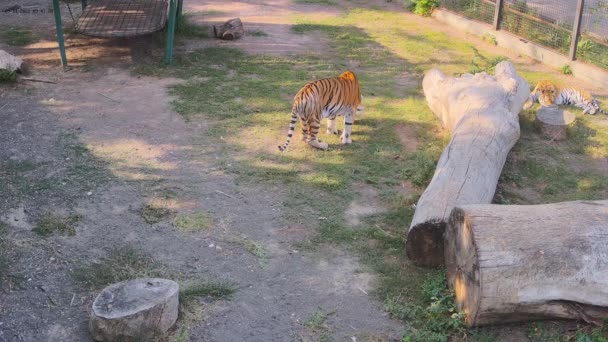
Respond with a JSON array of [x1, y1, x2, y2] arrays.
[[326, 117, 339, 135], [301, 120, 310, 142], [307, 118, 329, 150]]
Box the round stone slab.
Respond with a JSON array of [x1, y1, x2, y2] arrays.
[[89, 278, 179, 341], [535, 106, 575, 141]]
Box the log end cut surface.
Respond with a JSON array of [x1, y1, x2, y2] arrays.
[[405, 220, 446, 268], [445, 208, 480, 327], [92, 278, 178, 319]]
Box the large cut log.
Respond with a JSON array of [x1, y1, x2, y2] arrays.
[[405, 62, 529, 267], [445, 200, 608, 327], [213, 18, 244, 40]]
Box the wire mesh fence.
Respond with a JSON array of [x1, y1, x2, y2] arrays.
[[578, 0, 608, 69], [500, 0, 575, 54], [440, 0, 608, 70], [442, 0, 496, 25]]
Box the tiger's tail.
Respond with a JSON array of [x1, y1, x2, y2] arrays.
[[278, 110, 298, 152]]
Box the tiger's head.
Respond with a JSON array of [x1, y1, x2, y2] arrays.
[[534, 80, 560, 107]]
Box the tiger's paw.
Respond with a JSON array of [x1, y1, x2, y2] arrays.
[[308, 139, 329, 150], [340, 134, 352, 144], [523, 100, 534, 110]]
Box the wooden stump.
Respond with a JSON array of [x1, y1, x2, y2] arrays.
[[89, 278, 179, 341], [445, 200, 608, 327], [535, 106, 575, 141], [213, 18, 244, 40], [406, 62, 530, 267]]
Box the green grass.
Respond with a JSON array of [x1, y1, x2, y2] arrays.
[[32, 213, 80, 237], [176, 14, 210, 39], [140, 204, 174, 224], [0, 26, 36, 46], [73, 246, 166, 288], [173, 211, 212, 232], [180, 280, 237, 300], [231, 236, 269, 268], [133, 5, 608, 340], [0, 70, 16, 82]]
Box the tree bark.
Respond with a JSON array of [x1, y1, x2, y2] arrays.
[[445, 200, 608, 327], [213, 18, 244, 40], [406, 62, 530, 267]]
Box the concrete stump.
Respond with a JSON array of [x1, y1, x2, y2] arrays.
[[0, 50, 23, 72], [535, 106, 575, 141], [89, 278, 179, 341]]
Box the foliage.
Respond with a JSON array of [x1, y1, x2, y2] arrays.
[[577, 39, 596, 57], [482, 33, 497, 45], [0, 70, 16, 82], [410, 0, 441, 16], [561, 64, 573, 75], [397, 272, 466, 341]]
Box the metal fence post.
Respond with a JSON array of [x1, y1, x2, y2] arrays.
[[493, 0, 504, 30], [52, 0, 68, 67], [164, 0, 177, 65], [569, 0, 585, 61]]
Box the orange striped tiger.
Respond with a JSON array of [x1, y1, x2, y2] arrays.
[[523, 80, 606, 115], [278, 71, 363, 151]]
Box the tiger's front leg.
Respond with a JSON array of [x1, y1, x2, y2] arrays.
[[326, 117, 339, 135], [340, 112, 353, 144]]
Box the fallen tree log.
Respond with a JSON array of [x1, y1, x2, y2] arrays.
[[405, 62, 529, 267], [213, 18, 244, 40], [445, 200, 608, 327]]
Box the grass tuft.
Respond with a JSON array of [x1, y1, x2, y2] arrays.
[[1, 26, 36, 46], [32, 213, 80, 237], [180, 280, 237, 300], [176, 14, 210, 39], [0, 70, 16, 82], [140, 204, 173, 224], [173, 211, 212, 232], [248, 29, 268, 37], [73, 246, 165, 288]]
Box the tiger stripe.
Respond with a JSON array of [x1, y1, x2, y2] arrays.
[[278, 71, 362, 151], [524, 80, 606, 115]]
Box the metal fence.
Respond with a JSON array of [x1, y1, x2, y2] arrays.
[[441, 0, 608, 70]]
